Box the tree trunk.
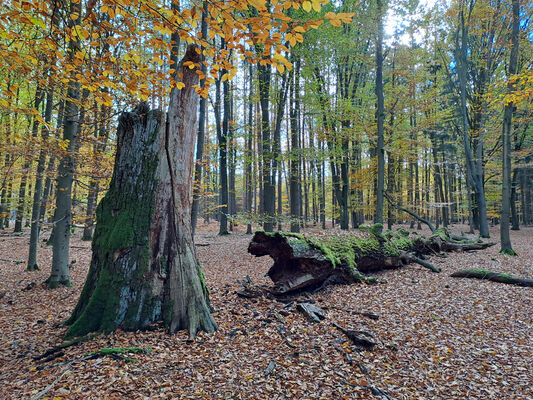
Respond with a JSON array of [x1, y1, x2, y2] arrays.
[[66, 47, 216, 339], [289, 60, 300, 233], [374, 0, 385, 228], [500, 0, 519, 254], [46, 0, 82, 287], [191, 2, 208, 235], [258, 62, 275, 232], [28, 79, 54, 270]]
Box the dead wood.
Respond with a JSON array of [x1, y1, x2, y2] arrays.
[[450, 269, 533, 287], [384, 191, 435, 233], [33, 334, 96, 361], [248, 228, 492, 295], [333, 322, 376, 350], [296, 302, 326, 322]]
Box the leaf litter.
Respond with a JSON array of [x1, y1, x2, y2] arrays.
[[0, 223, 531, 399]]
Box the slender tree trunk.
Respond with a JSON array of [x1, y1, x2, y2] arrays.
[[258, 62, 274, 231], [500, 0, 519, 254], [15, 86, 44, 232], [510, 169, 519, 230], [47, 0, 82, 288], [455, 10, 490, 237], [289, 60, 300, 233], [374, 0, 385, 229], [216, 64, 228, 234], [245, 63, 254, 234], [28, 79, 54, 270]]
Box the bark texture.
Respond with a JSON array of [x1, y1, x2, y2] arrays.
[[66, 47, 216, 339]]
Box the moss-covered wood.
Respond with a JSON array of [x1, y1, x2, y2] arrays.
[[450, 269, 533, 287], [65, 46, 216, 339], [248, 226, 495, 295]]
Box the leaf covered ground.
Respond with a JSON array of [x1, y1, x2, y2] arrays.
[[0, 224, 531, 399]]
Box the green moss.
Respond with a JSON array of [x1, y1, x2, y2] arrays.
[[163, 299, 173, 327], [65, 268, 121, 339], [279, 232, 304, 240], [46, 278, 72, 289], [430, 227, 449, 242], [500, 249, 517, 256], [466, 269, 514, 279]]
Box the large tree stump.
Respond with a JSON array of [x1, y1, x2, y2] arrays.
[[65, 46, 216, 339], [248, 227, 494, 295]]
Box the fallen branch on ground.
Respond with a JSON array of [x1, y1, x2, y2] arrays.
[[450, 269, 533, 287]]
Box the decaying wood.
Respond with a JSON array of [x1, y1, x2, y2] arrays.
[[296, 302, 326, 322], [64, 46, 216, 340], [34, 334, 96, 361], [333, 322, 377, 350], [384, 191, 435, 232], [451, 269, 533, 287], [248, 228, 493, 295], [30, 368, 71, 400]]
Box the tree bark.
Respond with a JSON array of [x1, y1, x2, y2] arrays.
[[191, 2, 208, 235], [374, 0, 385, 228], [66, 47, 216, 339], [46, 0, 81, 287], [500, 0, 519, 254]]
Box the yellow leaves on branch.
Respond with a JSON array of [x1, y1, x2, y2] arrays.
[[1, 0, 355, 106], [324, 11, 355, 27]]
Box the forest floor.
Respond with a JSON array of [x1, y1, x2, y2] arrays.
[[0, 223, 531, 400]]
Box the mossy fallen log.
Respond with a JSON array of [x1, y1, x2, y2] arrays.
[[248, 226, 494, 295], [450, 269, 533, 287]]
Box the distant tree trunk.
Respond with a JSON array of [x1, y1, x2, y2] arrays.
[[258, 62, 274, 232], [229, 83, 237, 231], [82, 104, 110, 241], [455, 9, 489, 237], [65, 47, 216, 339], [374, 0, 385, 229], [191, 1, 208, 236], [500, 0, 519, 254], [245, 63, 254, 235], [525, 168, 533, 225], [289, 60, 300, 233], [46, 0, 81, 288], [27, 76, 55, 270], [510, 169, 519, 230], [15, 86, 44, 232], [216, 63, 228, 235]]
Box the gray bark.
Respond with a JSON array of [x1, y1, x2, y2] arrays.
[[66, 47, 216, 339], [47, 0, 81, 288], [500, 0, 519, 254], [374, 0, 385, 228]]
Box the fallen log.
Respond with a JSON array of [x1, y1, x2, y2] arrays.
[[248, 226, 493, 295], [450, 269, 533, 287]]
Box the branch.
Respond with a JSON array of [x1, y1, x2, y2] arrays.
[[384, 192, 435, 233]]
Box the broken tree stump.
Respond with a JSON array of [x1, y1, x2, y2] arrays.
[[248, 226, 494, 295]]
